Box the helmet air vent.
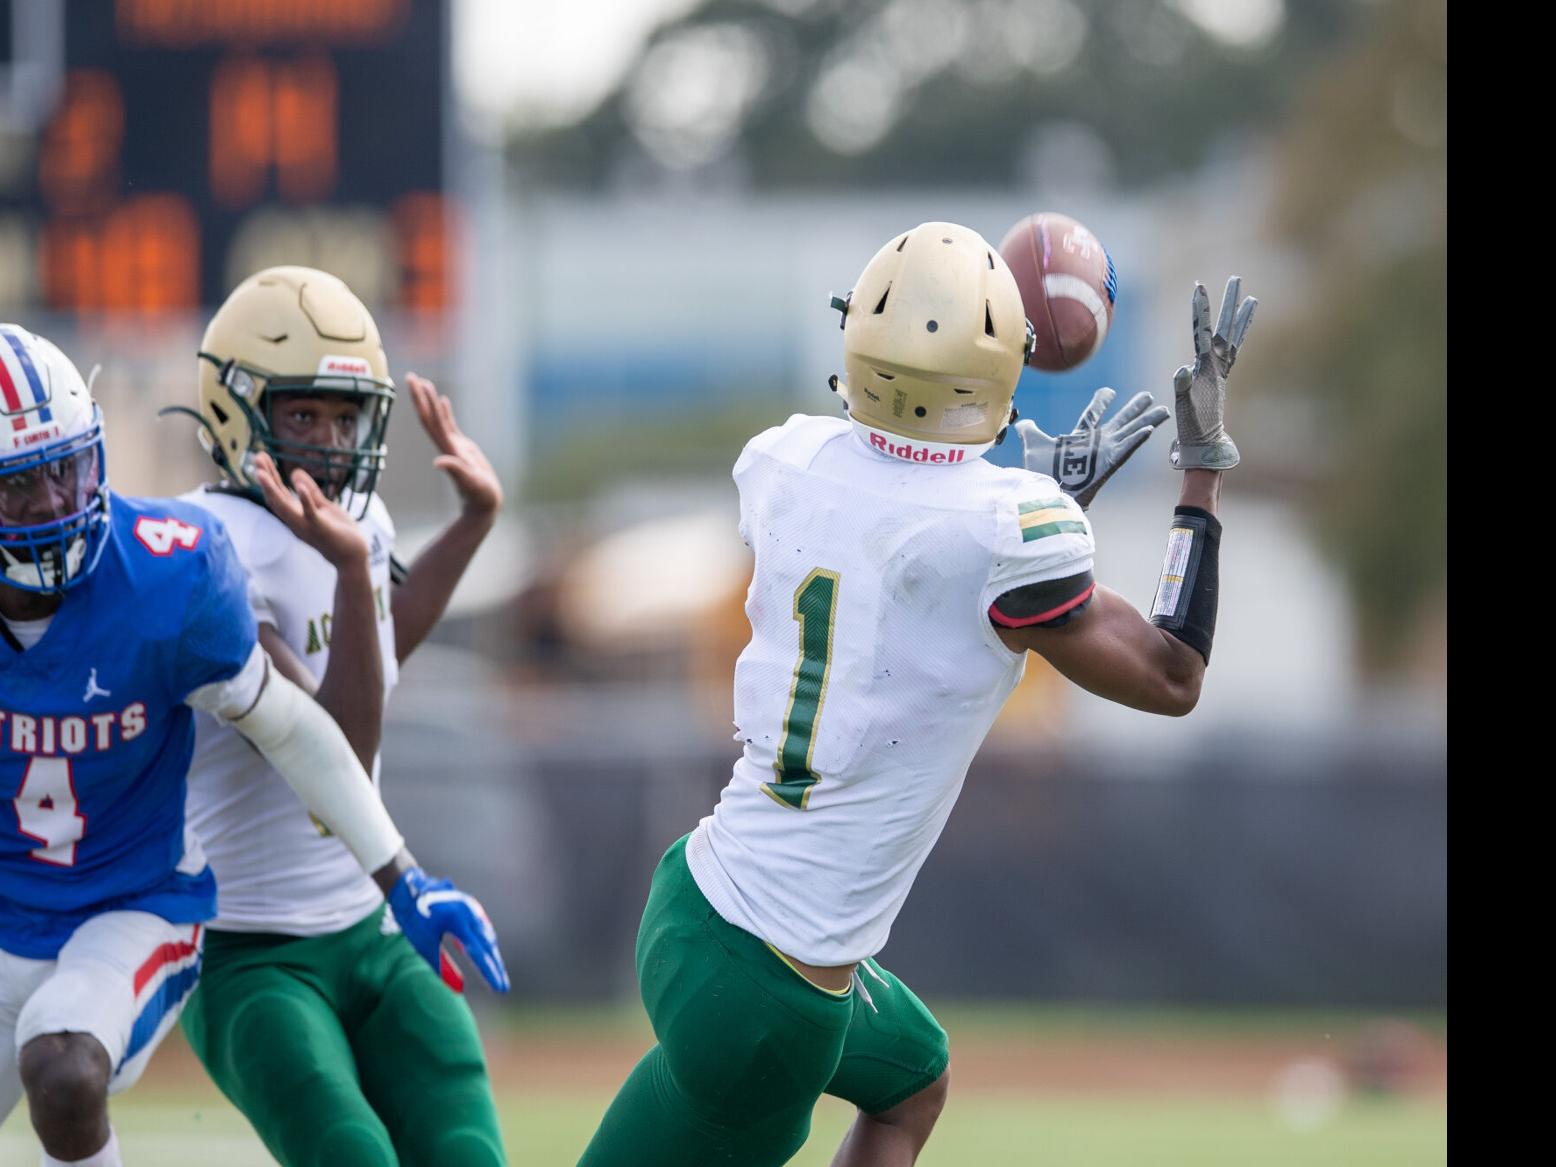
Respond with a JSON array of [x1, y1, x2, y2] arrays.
[[985, 301, 996, 337], [987, 251, 995, 269], [896, 234, 909, 252], [873, 284, 891, 314]]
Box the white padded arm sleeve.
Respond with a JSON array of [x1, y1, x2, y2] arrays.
[[214, 652, 405, 874], [184, 641, 269, 719]]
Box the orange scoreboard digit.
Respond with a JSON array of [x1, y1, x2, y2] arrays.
[[3, 0, 454, 317]]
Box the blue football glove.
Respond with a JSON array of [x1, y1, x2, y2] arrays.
[[387, 867, 510, 994]]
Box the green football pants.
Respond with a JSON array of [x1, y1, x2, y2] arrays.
[[181, 905, 505, 1167], [578, 834, 950, 1167]]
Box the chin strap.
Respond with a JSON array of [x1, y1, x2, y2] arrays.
[[993, 405, 1019, 446], [157, 404, 237, 478]]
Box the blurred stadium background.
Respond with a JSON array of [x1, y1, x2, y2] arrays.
[[0, 0, 1444, 1162]]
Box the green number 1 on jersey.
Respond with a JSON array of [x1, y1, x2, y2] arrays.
[[763, 568, 841, 811]]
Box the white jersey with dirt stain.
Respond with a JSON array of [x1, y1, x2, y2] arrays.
[[686, 414, 1094, 966], [179, 486, 399, 935]]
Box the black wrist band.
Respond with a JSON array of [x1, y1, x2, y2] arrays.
[[1149, 505, 1222, 664]]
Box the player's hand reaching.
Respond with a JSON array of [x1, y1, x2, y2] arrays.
[[387, 866, 511, 994], [1169, 276, 1257, 472], [253, 452, 370, 569], [407, 373, 503, 521], [1015, 387, 1169, 510]]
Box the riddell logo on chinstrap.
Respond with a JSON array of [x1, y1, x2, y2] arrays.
[[869, 432, 967, 463]]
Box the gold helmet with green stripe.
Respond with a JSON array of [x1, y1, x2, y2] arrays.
[[186, 266, 394, 513], [830, 222, 1035, 448]]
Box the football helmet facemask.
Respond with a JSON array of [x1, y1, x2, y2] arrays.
[[180, 266, 394, 517], [829, 221, 1036, 450], [0, 325, 110, 594]]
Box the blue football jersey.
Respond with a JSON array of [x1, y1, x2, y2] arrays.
[[1, 495, 257, 958]]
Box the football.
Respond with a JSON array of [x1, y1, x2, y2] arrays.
[[997, 211, 1118, 372]]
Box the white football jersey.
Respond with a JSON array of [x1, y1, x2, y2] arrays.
[[179, 486, 399, 935], [686, 414, 1094, 966]]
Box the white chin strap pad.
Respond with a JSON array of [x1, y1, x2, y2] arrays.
[[1, 536, 82, 589]]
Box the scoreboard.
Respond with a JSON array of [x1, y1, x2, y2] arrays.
[[0, 0, 452, 318]]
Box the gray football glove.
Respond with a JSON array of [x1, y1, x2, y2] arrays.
[[1169, 276, 1257, 471], [1016, 387, 1170, 510]]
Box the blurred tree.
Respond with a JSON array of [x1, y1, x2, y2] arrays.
[[511, 0, 1446, 684], [1254, 0, 1446, 678], [511, 0, 1356, 191]]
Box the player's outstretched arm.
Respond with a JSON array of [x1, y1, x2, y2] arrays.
[[188, 652, 511, 993], [252, 451, 385, 769], [997, 276, 1255, 716], [999, 583, 1206, 715], [390, 373, 502, 663], [998, 469, 1220, 716]]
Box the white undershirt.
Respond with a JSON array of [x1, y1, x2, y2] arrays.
[[1, 613, 52, 649]]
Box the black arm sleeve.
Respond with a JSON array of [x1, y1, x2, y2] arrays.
[[989, 570, 1096, 630], [1148, 506, 1221, 664]]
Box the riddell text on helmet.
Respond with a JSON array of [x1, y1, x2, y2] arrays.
[[868, 432, 970, 463]]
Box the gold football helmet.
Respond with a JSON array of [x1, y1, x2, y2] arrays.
[[183, 266, 394, 512], [830, 222, 1034, 447]]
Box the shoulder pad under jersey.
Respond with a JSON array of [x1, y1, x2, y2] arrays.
[[983, 474, 1095, 599]]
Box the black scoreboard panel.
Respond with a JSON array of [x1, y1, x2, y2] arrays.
[[2, 0, 450, 316]]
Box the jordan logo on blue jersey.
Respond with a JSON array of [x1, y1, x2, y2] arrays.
[[83, 668, 111, 702]]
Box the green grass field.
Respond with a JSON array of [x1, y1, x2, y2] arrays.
[[0, 1006, 1446, 1166]]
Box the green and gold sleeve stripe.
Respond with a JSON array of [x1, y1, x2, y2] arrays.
[[1018, 499, 1087, 543]]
